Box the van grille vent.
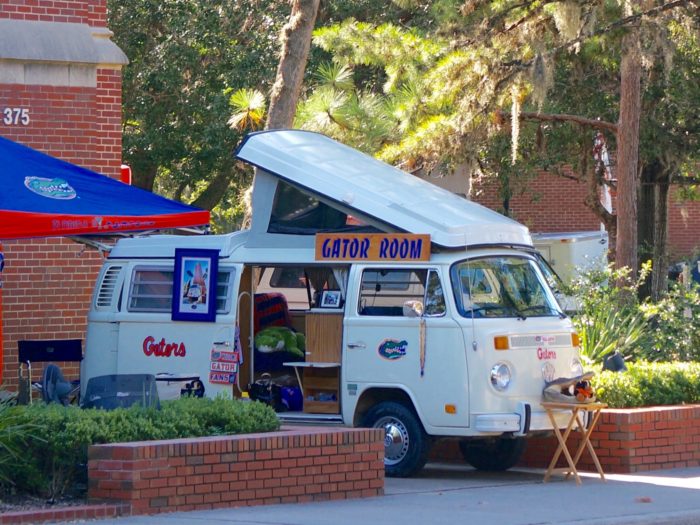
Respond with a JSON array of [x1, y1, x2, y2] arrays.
[[96, 266, 122, 308], [510, 334, 570, 348]]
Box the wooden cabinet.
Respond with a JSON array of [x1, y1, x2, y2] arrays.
[[302, 366, 340, 413], [304, 310, 342, 362], [302, 311, 342, 413]]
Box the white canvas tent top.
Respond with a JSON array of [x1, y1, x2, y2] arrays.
[[234, 130, 532, 250]]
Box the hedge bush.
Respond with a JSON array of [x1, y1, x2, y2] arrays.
[[592, 361, 700, 408], [0, 395, 36, 489], [2, 396, 279, 499], [570, 262, 700, 364]]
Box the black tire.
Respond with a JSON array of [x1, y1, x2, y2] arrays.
[[459, 437, 526, 471], [362, 401, 430, 478]]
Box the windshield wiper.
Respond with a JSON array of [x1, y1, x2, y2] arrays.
[[517, 305, 566, 319]]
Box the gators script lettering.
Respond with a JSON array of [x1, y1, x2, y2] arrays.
[[143, 336, 186, 357]]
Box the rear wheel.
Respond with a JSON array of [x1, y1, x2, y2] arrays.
[[362, 401, 430, 477], [459, 437, 526, 471]]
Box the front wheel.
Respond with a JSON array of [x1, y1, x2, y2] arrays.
[[362, 401, 430, 478], [459, 437, 526, 471]]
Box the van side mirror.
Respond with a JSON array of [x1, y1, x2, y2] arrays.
[[402, 300, 424, 318]]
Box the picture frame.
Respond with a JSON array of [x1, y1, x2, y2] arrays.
[[172, 248, 219, 322], [320, 290, 342, 308]]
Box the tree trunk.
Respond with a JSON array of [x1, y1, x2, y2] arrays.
[[266, 0, 320, 129], [651, 171, 670, 301], [192, 168, 239, 211], [130, 151, 159, 192], [615, 13, 642, 278]]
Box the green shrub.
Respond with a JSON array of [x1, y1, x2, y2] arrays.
[[571, 264, 651, 366], [569, 262, 700, 364], [9, 396, 279, 499], [593, 361, 700, 408], [0, 393, 37, 492], [639, 282, 700, 361]]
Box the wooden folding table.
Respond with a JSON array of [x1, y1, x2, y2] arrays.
[[541, 401, 608, 485]]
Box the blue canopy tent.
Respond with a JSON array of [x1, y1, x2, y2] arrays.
[[0, 136, 210, 381], [0, 136, 210, 239]]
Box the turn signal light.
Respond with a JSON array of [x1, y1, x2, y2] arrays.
[[571, 333, 581, 347], [444, 404, 457, 414], [494, 336, 509, 350]]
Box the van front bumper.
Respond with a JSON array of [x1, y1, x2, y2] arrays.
[[474, 402, 572, 435], [474, 401, 531, 435]]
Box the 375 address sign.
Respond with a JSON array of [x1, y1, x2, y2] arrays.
[[2, 107, 30, 126]]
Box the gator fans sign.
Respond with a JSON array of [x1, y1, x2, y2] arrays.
[[315, 233, 430, 262]]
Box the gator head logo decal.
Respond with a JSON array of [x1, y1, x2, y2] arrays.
[[24, 177, 76, 200], [378, 339, 408, 360]]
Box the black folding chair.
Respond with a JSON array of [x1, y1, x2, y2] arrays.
[[82, 374, 160, 410], [17, 339, 82, 404]]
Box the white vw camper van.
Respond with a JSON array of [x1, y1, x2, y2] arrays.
[[82, 130, 583, 477]]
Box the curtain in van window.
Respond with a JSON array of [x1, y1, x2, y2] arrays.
[[305, 267, 330, 295], [332, 268, 348, 299], [306, 267, 344, 306]]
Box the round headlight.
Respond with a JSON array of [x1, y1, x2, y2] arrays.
[[571, 357, 584, 377], [490, 362, 512, 391]]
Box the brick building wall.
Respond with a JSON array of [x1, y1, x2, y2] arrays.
[[473, 170, 604, 233], [0, 0, 105, 25], [667, 186, 700, 258], [0, 0, 126, 390]]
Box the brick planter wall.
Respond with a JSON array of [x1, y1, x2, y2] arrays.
[[88, 426, 385, 516], [431, 405, 700, 474]]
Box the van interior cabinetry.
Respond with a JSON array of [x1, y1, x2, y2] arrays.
[[302, 310, 342, 413]]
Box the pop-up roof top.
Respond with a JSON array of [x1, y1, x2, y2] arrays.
[[234, 130, 531, 249]]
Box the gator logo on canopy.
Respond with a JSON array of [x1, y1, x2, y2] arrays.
[[378, 339, 408, 360], [24, 176, 76, 200]]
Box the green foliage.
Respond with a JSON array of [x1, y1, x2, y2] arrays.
[[0, 395, 37, 490], [570, 262, 700, 365], [228, 89, 267, 132], [107, 0, 290, 216], [593, 362, 700, 408], [295, 0, 700, 239], [8, 397, 279, 499], [640, 282, 700, 361], [577, 307, 648, 367], [571, 263, 651, 366]]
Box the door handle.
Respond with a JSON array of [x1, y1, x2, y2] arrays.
[[347, 342, 366, 349], [213, 341, 230, 347]]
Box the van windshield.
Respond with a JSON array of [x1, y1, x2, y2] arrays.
[[450, 256, 562, 319]]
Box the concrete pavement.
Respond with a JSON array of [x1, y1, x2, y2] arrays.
[[89, 462, 700, 525]]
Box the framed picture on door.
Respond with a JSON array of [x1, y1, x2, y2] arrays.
[[172, 248, 219, 322]]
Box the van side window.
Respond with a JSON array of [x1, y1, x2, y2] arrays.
[[424, 270, 446, 317], [129, 267, 172, 312], [128, 266, 234, 313], [359, 268, 427, 316], [214, 271, 234, 313], [269, 181, 375, 234]]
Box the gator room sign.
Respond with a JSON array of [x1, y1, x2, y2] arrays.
[[315, 233, 430, 262]]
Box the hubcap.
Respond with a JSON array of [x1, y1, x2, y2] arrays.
[[375, 416, 409, 466]]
